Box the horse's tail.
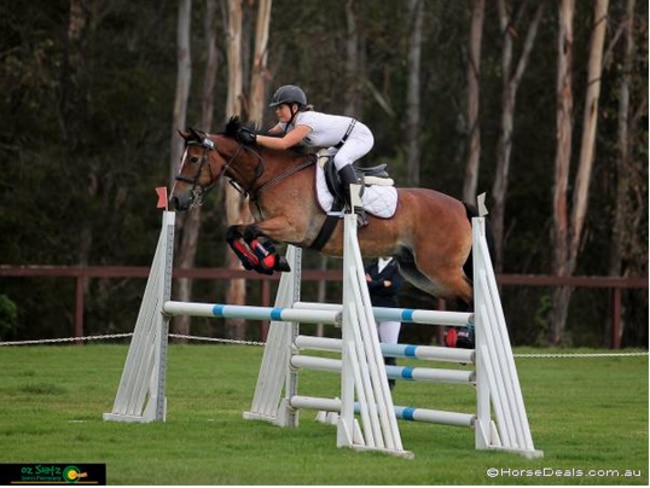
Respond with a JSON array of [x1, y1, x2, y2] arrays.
[[461, 202, 495, 284]]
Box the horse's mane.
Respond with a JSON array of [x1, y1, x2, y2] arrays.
[[223, 115, 312, 157], [224, 116, 255, 138]]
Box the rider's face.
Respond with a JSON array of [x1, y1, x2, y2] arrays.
[[274, 103, 294, 123]]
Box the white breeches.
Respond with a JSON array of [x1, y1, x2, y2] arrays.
[[332, 124, 374, 171], [377, 320, 401, 345]]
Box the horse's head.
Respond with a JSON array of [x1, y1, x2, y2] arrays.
[[170, 128, 218, 211], [170, 118, 254, 211]]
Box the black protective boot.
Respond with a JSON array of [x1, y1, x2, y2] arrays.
[[337, 165, 368, 226]]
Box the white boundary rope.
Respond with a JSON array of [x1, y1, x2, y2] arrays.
[[0, 334, 646, 357], [513, 351, 648, 358]]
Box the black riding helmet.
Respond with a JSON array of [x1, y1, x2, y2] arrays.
[[269, 85, 307, 108]]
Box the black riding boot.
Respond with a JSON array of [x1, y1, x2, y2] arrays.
[[384, 356, 397, 390], [337, 165, 368, 227]]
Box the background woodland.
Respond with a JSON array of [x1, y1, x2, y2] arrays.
[[0, 0, 647, 347]]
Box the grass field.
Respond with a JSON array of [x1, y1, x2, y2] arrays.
[[0, 344, 647, 485]]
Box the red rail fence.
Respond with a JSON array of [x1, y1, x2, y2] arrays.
[[0, 265, 647, 349]]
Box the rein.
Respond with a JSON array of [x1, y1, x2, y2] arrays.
[[254, 155, 316, 199], [245, 152, 315, 219], [218, 144, 263, 196]]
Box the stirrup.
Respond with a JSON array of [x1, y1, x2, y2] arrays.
[[354, 207, 368, 227]]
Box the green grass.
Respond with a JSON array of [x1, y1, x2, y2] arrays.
[[0, 344, 647, 485]]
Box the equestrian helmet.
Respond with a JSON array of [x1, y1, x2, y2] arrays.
[[269, 85, 307, 108]]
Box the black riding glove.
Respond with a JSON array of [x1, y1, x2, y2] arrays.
[[237, 127, 257, 145]]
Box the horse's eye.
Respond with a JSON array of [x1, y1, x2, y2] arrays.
[[190, 156, 199, 163]]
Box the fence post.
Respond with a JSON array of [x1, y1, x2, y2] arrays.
[[611, 287, 622, 349], [75, 272, 84, 345]]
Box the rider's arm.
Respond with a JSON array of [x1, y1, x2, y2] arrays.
[[256, 124, 311, 150], [266, 124, 284, 135]]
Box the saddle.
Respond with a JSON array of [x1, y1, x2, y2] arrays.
[[317, 150, 394, 210]]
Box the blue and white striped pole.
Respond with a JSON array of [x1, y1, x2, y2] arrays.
[[289, 395, 475, 428], [293, 301, 473, 327], [163, 301, 341, 325], [294, 335, 475, 364]]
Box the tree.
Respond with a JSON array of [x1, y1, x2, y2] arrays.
[[170, 0, 192, 189], [223, 0, 251, 340], [174, 0, 220, 338], [66, 0, 91, 275], [462, 0, 484, 203], [343, 0, 363, 117], [607, 0, 647, 346], [490, 0, 545, 271], [550, 0, 574, 346], [223, 0, 273, 340], [549, 0, 609, 345], [169, 0, 192, 338], [248, 0, 272, 124], [405, 0, 423, 187]]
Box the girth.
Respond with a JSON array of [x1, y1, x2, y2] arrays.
[[308, 205, 343, 252]]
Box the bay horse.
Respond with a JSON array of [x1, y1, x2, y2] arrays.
[[170, 117, 475, 305]]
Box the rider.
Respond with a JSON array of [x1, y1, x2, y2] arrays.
[[236, 84, 373, 226]]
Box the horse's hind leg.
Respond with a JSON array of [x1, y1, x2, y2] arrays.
[[396, 247, 473, 306], [395, 249, 454, 298], [395, 250, 443, 295]]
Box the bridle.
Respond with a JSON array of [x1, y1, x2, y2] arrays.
[[175, 139, 217, 188], [175, 135, 262, 203], [175, 132, 315, 210]]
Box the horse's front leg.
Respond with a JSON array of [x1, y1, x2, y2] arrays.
[[226, 224, 291, 275], [243, 224, 291, 273], [226, 225, 266, 273]]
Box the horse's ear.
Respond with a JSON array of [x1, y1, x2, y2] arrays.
[[178, 129, 191, 141], [188, 127, 203, 141]]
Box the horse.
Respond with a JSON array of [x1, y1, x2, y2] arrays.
[[170, 117, 476, 305]]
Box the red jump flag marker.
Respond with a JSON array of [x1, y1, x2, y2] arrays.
[[155, 187, 168, 210]]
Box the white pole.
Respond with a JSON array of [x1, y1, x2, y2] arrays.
[[163, 301, 341, 325], [294, 302, 473, 327]]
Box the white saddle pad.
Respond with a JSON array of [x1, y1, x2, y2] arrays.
[[315, 164, 398, 218]]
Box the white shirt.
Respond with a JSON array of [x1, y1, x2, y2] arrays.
[[377, 257, 392, 274], [280, 111, 356, 147]]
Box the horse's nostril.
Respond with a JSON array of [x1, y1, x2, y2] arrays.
[[171, 195, 192, 212]]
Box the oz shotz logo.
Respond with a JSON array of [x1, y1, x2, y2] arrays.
[[63, 466, 88, 483]]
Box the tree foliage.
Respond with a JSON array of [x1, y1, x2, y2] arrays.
[[0, 0, 646, 347]]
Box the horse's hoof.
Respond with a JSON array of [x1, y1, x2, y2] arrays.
[[253, 263, 274, 275], [274, 256, 291, 272]]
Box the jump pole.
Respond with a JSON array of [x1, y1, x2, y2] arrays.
[[294, 301, 473, 327], [162, 301, 342, 325], [104, 193, 543, 459], [245, 200, 543, 458], [104, 203, 412, 457]]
